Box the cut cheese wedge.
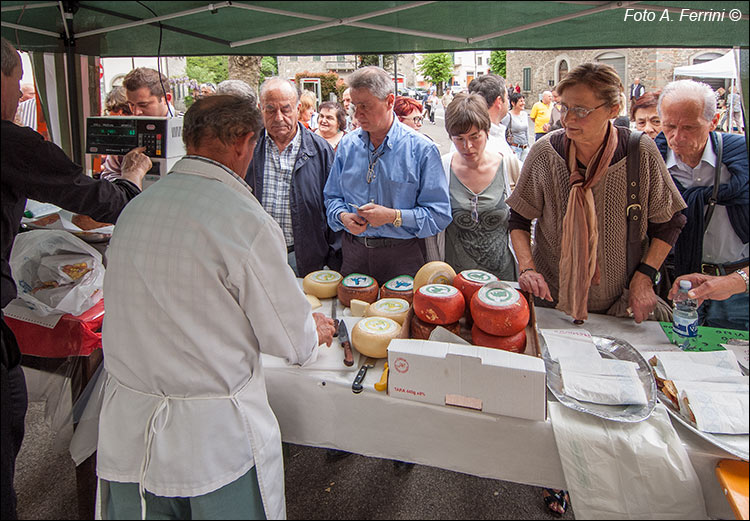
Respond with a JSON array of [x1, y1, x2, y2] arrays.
[[365, 298, 411, 325], [349, 299, 370, 317], [351, 316, 401, 358], [305, 294, 322, 310], [303, 270, 343, 299]]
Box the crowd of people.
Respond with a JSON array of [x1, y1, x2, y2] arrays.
[[2, 33, 748, 520]]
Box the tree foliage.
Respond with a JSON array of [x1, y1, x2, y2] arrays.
[[489, 51, 506, 77], [294, 72, 341, 103], [417, 53, 453, 91], [358, 54, 394, 70], [185, 56, 228, 85], [260, 56, 278, 84]]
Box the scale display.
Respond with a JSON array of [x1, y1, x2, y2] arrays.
[[86, 117, 168, 157]]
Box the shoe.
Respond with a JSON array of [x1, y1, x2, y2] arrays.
[[325, 448, 352, 462], [392, 460, 414, 472], [542, 488, 569, 517]]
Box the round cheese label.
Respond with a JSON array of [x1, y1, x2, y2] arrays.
[[342, 273, 375, 288], [477, 283, 520, 308], [308, 270, 343, 284], [359, 317, 400, 335], [371, 298, 410, 313], [384, 275, 414, 292], [460, 269, 498, 284], [418, 284, 459, 298]]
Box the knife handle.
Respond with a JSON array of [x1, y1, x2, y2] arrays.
[[342, 340, 354, 367], [352, 364, 368, 394], [374, 363, 389, 392]]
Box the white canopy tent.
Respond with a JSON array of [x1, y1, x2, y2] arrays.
[[674, 49, 743, 132]]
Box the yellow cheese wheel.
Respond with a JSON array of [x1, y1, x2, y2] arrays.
[[351, 317, 401, 358], [413, 261, 456, 291], [303, 270, 343, 299], [365, 298, 411, 325]]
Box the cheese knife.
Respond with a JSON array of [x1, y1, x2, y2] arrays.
[[338, 319, 354, 367], [352, 357, 375, 394], [331, 299, 339, 337]]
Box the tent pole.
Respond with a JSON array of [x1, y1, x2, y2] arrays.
[[62, 3, 82, 165], [394, 54, 398, 96]]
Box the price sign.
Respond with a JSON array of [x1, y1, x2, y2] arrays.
[[659, 322, 749, 351]]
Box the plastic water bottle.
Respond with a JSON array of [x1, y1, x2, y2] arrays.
[[672, 280, 698, 350]]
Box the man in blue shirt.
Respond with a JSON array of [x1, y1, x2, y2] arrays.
[[324, 66, 451, 283]]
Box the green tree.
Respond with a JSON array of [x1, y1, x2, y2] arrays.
[[489, 50, 506, 77], [417, 53, 453, 94], [358, 54, 394, 70], [185, 56, 228, 85], [260, 56, 278, 84]]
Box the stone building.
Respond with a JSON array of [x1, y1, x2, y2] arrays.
[[506, 47, 730, 111], [277, 54, 418, 101]]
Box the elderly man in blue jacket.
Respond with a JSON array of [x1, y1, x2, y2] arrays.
[[246, 77, 342, 276], [656, 79, 748, 330]]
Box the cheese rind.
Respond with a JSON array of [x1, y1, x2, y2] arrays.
[[471, 324, 527, 353], [303, 270, 343, 298], [351, 317, 401, 358], [413, 261, 456, 291], [365, 298, 411, 325], [337, 273, 379, 306], [471, 282, 529, 336], [453, 269, 498, 307], [410, 315, 461, 340], [413, 284, 465, 325], [380, 275, 414, 303]]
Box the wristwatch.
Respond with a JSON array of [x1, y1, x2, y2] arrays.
[[392, 209, 402, 227], [636, 262, 661, 285], [736, 267, 749, 294]]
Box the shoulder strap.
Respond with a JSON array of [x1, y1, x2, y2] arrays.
[[703, 132, 723, 233], [626, 130, 644, 279]]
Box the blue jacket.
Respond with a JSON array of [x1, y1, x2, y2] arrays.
[[247, 124, 342, 276], [655, 131, 749, 275]]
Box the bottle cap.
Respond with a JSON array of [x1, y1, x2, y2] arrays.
[[679, 280, 692, 290]]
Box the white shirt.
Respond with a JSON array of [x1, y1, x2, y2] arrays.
[[667, 141, 749, 264], [97, 156, 318, 519]]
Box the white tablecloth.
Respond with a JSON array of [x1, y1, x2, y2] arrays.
[[264, 306, 739, 519]]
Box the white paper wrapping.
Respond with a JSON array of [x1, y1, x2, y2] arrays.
[[651, 350, 743, 381], [559, 358, 647, 405], [678, 385, 749, 434], [540, 329, 602, 361]]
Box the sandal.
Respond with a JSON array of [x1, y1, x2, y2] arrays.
[[542, 488, 569, 517]]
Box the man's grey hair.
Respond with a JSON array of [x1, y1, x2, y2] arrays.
[[259, 77, 299, 104], [216, 79, 257, 104], [347, 66, 393, 100], [183, 95, 263, 150], [658, 79, 716, 122], [1, 37, 21, 77], [542, 90, 553, 97], [467, 74, 507, 109]]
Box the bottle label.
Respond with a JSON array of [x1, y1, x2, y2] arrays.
[[672, 315, 698, 338]]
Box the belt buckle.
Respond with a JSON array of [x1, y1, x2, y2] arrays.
[[626, 203, 641, 221], [701, 263, 719, 276], [363, 237, 375, 249]]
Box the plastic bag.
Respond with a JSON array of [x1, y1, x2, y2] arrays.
[[10, 230, 105, 316]]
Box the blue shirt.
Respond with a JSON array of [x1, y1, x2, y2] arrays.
[[324, 116, 451, 239]]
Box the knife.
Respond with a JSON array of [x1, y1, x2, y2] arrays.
[[338, 319, 354, 367], [352, 357, 376, 394], [331, 299, 339, 337]]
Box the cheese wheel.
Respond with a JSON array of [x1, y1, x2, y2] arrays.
[[471, 324, 527, 353], [305, 294, 322, 310], [380, 275, 414, 304], [470, 282, 529, 336], [410, 315, 461, 340], [303, 270, 343, 299], [453, 269, 498, 307], [413, 261, 456, 291], [337, 273, 379, 307], [351, 317, 401, 358], [413, 284, 465, 325], [365, 298, 410, 325], [349, 299, 370, 317]]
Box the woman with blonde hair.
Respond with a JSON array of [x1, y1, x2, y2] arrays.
[[298, 90, 318, 131]]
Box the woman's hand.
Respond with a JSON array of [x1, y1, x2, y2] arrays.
[[669, 271, 747, 306], [313, 312, 336, 347], [519, 269, 553, 301], [628, 273, 658, 323]]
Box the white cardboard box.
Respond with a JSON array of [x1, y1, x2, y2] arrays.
[[387, 338, 547, 421]]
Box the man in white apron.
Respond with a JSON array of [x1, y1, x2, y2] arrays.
[[97, 94, 336, 520]]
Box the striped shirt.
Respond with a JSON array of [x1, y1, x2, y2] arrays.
[[261, 129, 301, 248]]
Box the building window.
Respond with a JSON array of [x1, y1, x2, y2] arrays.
[[313, 55, 321, 61], [289, 56, 298, 62], [595, 52, 625, 86], [477, 56, 483, 66], [523, 67, 531, 91], [557, 60, 569, 82], [337, 55, 346, 62]]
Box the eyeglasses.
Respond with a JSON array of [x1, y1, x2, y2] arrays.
[[401, 115, 423, 124], [559, 102, 607, 119]]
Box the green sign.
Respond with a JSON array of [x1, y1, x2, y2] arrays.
[[659, 322, 749, 352]]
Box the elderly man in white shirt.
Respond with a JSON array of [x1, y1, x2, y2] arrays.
[[97, 95, 335, 520]]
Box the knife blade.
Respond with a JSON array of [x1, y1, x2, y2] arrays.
[[331, 299, 338, 337], [352, 357, 376, 394], [338, 319, 354, 367]]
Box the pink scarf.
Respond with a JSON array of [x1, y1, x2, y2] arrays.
[[557, 122, 618, 321]]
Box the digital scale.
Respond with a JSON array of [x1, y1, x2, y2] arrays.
[[85, 116, 185, 187]]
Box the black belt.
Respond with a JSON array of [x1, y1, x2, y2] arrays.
[[351, 235, 412, 249], [701, 260, 747, 276]]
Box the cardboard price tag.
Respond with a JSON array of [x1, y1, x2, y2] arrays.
[[659, 322, 749, 351]]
